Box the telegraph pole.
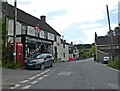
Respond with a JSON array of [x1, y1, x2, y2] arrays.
[[13, 0, 17, 63], [106, 5, 114, 61]]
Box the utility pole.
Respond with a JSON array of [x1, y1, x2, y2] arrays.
[[13, 0, 17, 63], [106, 5, 114, 61]]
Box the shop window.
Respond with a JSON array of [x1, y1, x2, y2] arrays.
[[21, 24, 27, 34]]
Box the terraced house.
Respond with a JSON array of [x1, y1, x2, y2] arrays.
[[2, 2, 62, 62], [2, 2, 79, 64]]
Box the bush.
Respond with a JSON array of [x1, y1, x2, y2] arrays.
[[107, 59, 120, 70], [2, 60, 20, 69]]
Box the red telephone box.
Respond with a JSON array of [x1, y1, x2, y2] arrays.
[[16, 42, 24, 66]]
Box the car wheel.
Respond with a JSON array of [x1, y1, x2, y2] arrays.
[[40, 64, 45, 70]]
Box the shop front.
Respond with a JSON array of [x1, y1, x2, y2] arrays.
[[22, 36, 53, 60]]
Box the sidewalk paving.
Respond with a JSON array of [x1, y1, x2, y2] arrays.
[[1, 68, 44, 89]]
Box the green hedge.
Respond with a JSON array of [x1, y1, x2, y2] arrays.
[[2, 60, 20, 69], [107, 59, 120, 70]]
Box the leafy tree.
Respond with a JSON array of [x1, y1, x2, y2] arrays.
[[114, 27, 120, 35]]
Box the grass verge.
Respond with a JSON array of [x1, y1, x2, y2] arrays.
[[107, 59, 120, 70]]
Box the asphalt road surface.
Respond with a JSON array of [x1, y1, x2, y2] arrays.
[[2, 58, 120, 90]]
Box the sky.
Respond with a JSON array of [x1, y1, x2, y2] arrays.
[[6, 0, 119, 44]]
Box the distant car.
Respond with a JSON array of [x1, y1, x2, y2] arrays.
[[102, 56, 110, 64], [24, 53, 54, 70]]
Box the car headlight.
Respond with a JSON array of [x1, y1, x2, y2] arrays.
[[25, 60, 27, 63]]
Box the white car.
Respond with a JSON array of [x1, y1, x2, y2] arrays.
[[103, 56, 110, 64]]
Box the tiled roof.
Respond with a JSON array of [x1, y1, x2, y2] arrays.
[[2, 2, 61, 36], [96, 35, 120, 45]]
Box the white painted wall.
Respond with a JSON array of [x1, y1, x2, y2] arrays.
[[60, 44, 69, 62], [39, 30, 44, 38], [48, 33, 54, 41], [8, 19, 14, 36], [27, 26, 35, 36], [8, 19, 21, 36], [16, 22, 21, 35]]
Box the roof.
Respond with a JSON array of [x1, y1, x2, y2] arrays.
[[96, 35, 120, 45], [2, 2, 61, 36]]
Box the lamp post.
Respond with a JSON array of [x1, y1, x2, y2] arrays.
[[13, 0, 17, 63], [106, 5, 114, 61]]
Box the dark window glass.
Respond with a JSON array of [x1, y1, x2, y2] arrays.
[[54, 35, 57, 42], [44, 31, 48, 39], [63, 53, 65, 58], [35, 30, 39, 37], [63, 44, 65, 48]]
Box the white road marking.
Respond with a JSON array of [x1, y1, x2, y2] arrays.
[[31, 81, 38, 85], [20, 80, 29, 83], [38, 77, 44, 80], [29, 76, 36, 80], [10, 84, 20, 89], [41, 69, 50, 75], [10, 69, 51, 89], [108, 83, 118, 89], [23, 85, 31, 89], [10, 87, 15, 89], [43, 75, 47, 77], [36, 74, 41, 77], [14, 84, 20, 88], [58, 71, 71, 76]]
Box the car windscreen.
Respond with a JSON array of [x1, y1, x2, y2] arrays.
[[30, 54, 41, 59], [36, 54, 46, 59]]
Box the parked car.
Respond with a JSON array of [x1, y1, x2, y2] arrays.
[[24, 53, 54, 70], [102, 56, 110, 64]]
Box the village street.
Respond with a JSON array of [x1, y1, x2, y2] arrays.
[[2, 58, 119, 90]]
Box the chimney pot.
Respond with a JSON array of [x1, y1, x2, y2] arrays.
[[40, 15, 46, 22]]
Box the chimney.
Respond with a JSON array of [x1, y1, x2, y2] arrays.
[[71, 42, 73, 45], [64, 40, 66, 43], [40, 15, 46, 22]]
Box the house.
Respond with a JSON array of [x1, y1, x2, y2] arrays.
[[60, 39, 69, 62], [2, 2, 61, 63], [68, 42, 79, 61], [95, 32, 120, 61]]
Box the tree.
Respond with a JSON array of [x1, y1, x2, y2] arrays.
[[114, 27, 120, 35]]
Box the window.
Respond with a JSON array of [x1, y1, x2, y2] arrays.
[[35, 30, 39, 37], [44, 31, 48, 39], [46, 55, 52, 59], [54, 35, 57, 42], [21, 24, 27, 34], [63, 44, 65, 48], [63, 53, 65, 58]]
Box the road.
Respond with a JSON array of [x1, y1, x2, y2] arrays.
[[2, 58, 119, 90]]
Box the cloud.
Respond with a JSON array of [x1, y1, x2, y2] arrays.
[[7, 0, 118, 44]]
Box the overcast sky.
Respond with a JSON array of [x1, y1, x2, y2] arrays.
[[7, 0, 118, 44]]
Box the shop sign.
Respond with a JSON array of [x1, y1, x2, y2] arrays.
[[26, 37, 52, 44]]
